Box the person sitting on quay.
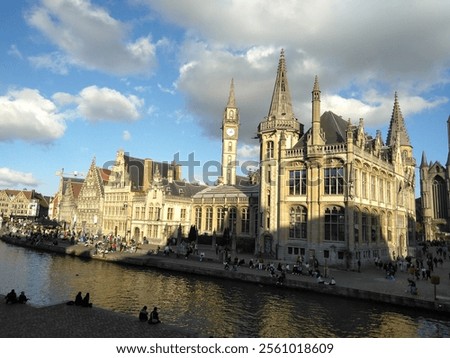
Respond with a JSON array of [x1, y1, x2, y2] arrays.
[[139, 306, 149, 322], [75, 291, 83, 306], [5, 289, 18, 304], [18, 291, 29, 304], [325, 277, 336, 286], [148, 307, 161, 324], [317, 274, 325, 284], [82, 292, 92, 307]]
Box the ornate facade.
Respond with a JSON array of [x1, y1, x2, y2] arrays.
[[419, 116, 450, 241], [256, 51, 416, 267], [0, 189, 48, 221], [74, 158, 111, 236]]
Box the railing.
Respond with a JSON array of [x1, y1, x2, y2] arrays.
[[258, 119, 300, 132]]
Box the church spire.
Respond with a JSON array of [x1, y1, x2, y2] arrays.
[[267, 49, 295, 119], [386, 92, 411, 147], [227, 78, 236, 108]]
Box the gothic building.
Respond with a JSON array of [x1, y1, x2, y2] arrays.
[[419, 116, 450, 241], [256, 50, 416, 267], [75, 158, 111, 236]]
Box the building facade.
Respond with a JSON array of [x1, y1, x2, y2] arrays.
[[419, 116, 450, 241], [257, 51, 416, 267], [0, 189, 49, 221]]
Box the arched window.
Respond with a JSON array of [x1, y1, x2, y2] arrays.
[[289, 206, 307, 239], [432, 176, 448, 219], [228, 207, 237, 234], [324, 206, 345, 241], [216, 207, 225, 232]]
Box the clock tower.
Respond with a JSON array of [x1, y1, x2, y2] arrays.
[[221, 79, 239, 185]]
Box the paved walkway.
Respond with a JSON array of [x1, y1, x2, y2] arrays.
[[1, 235, 450, 337]]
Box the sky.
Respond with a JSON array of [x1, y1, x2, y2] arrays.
[[1, 0, 449, 198]]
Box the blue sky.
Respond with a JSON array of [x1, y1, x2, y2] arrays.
[[1, 0, 449, 197]]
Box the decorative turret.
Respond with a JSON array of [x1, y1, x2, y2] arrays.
[[386, 92, 411, 148], [311, 75, 325, 146]]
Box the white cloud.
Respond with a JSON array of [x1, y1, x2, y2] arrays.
[[7, 44, 23, 59], [26, 0, 157, 75], [0, 88, 66, 143], [143, 0, 450, 143], [28, 52, 70, 75], [238, 144, 260, 160], [0, 168, 39, 188], [123, 130, 131, 141], [54, 86, 144, 122]]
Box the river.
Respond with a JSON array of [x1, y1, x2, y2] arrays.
[[1, 240, 449, 337]]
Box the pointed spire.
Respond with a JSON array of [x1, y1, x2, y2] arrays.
[[267, 49, 294, 119], [227, 78, 236, 107], [313, 75, 320, 92], [420, 151, 428, 168], [386, 92, 411, 147]]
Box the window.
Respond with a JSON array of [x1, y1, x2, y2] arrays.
[[432, 176, 448, 219], [289, 170, 307, 195], [362, 173, 367, 199], [371, 215, 378, 242], [354, 209, 360, 243], [324, 206, 345, 241], [266, 141, 274, 159], [167, 207, 173, 221], [241, 207, 250, 234], [371, 175, 376, 200], [289, 206, 307, 239], [217, 207, 225, 232], [228, 207, 237, 234], [324, 167, 344, 195], [195, 207, 202, 231], [361, 210, 369, 242], [205, 207, 213, 231], [180, 208, 186, 221]]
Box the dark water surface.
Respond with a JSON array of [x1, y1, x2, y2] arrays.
[[1, 240, 449, 337]]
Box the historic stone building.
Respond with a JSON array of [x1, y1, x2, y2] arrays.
[[74, 158, 111, 236], [419, 116, 450, 241], [50, 176, 84, 229], [256, 50, 416, 267], [192, 80, 259, 250], [0, 189, 49, 221], [101, 149, 198, 244]]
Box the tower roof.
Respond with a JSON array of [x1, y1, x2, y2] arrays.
[[386, 92, 411, 147], [267, 49, 295, 119], [227, 78, 236, 108]]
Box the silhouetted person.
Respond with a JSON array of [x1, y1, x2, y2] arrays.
[[74, 292, 83, 306], [5, 289, 18, 304], [148, 307, 161, 324], [18, 291, 29, 304], [139, 306, 148, 322], [82, 292, 92, 307]]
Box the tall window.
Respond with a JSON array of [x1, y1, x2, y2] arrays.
[[167, 207, 173, 221], [432, 176, 448, 219], [228, 207, 237, 234], [324, 167, 344, 195], [266, 141, 274, 159], [354, 209, 360, 243], [371, 175, 376, 200], [180, 208, 186, 221], [361, 210, 369, 242], [217, 207, 225, 232], [205, 207, 213, 231], [148, 206, 154, 220], [289, 170, 307, 195], [241, 207, 250, 234], [379, 178, 384, 203], [195, 207, 202, 231], [289, 206, 307, 239], [387, 181, 391, 203], [371, 214, 378, 242], [362, 173, 368, 199], [324, 206, 345, 241]]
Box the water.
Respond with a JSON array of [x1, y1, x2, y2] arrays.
[[1, 240, 449, 337]]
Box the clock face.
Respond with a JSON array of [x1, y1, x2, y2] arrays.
[[226, 128, 235, 137]]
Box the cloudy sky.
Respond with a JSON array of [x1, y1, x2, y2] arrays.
[[1, 0, 449, 196]]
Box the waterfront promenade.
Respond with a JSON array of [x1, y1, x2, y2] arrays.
[[1, 234, 450, 337]]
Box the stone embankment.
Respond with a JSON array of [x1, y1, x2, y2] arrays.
[[2, 234, 450, 316]]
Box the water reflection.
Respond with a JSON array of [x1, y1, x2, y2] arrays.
[[1, 240, 449, 337]]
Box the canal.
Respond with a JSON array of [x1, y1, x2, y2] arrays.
[[1, 240, 449, 337]]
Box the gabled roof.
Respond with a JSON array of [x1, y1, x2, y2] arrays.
[[160, 179, 207, 198], [294, 111, 348, 148]]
